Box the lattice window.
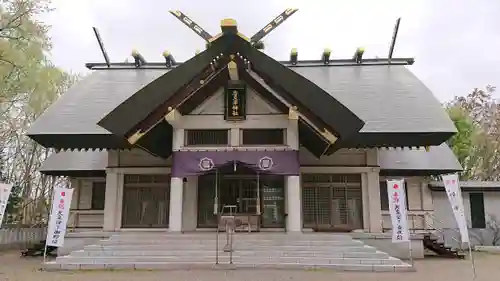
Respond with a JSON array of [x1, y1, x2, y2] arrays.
[[122, 174, 171, 228], [241, 129, 285, 145], [302, 174, 363, 229], [185, 129, 229, 146]]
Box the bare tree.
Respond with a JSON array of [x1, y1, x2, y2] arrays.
[[447, 85, 500, 181], [1, 0, 78, 224]]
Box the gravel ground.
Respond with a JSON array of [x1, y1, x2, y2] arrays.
[[0, 251, 498, 281]]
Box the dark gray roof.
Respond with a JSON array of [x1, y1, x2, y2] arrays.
[[378, 143, 462, 173], [429, 181, 500, 191], [29, 65, 454, 137], [293, 65, 456, 133], [28, 69, 168, 135], [429, 181, 500, 188], [40, 150, 108, 173]]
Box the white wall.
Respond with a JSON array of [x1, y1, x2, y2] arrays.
[[432, 190, 500, 246], [191, 87, 281, 115]]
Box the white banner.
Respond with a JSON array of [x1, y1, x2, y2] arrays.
[[387, 179, 410, 243], [441, 173, 469, 243], [0, 183, 13, 228], [46, 187, 74, 247]]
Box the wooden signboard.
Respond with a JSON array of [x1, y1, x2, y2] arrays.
[[224, 82, 246, 121]]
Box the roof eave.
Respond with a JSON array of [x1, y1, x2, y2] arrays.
[[326, 131, 455, 153], [27, 133, 130, 150]]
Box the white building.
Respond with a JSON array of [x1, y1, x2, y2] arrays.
[[430, 181, 500, 248]]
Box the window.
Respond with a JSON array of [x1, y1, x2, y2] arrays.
[[91, 182, 106, 210], [185, 129, 229, 146], [241, 129, 285, 145], [301, 174, 363, 229], [379, 181, 409, 211], [469, 193, 486, 228], [122, 174, 170, 228]]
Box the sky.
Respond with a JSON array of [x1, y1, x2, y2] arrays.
[[41, 0, 499, 102]]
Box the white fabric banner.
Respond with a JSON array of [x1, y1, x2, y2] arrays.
[[0, 183, 13, 228], [441, 173, 469, 243], [387, 179, 410, 243], [46, 187, 74, 247]]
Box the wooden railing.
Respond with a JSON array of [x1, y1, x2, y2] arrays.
[[381, 210, 436, 234], [68, 210, 104, 231]]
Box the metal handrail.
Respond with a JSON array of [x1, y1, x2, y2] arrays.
[[380, 211, 463, 248], [215, 204, 236, 265], [426, 212, 462, 236], [425, 212, 463, 249], [381, 212, 431, 233]]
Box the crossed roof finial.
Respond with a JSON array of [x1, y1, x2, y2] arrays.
[[168, 9, 298, 48]]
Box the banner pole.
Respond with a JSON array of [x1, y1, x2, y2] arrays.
[[43, 242, 48, 264], [408, 240, 414, 267], [468, 242, 476, 279], [403, 177, 414, 268], [215, 169, 219, 265]]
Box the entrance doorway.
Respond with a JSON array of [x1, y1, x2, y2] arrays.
[[197, 164, 285, 229]]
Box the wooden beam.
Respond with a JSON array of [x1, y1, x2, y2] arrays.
[[164, 107, 181, 126], [169, 10, 214, 42], [228, 61, 238, 80], [388, 18, 401, 62], [125, 57, 229, 141], [250, 8, 298, 43]]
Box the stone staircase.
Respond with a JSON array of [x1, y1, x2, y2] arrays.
[[45, 232, 413, 272]]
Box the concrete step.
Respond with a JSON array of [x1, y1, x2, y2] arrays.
[[108, 233, 354, 241], [55, 255, 406, 266], [45, 261, 414, 272], [70, 249, 390, 259], [84, 244, 378, 252], [47, 233, 412, 272], [108, 237, 355, 243], [100, 239, 364, 247]]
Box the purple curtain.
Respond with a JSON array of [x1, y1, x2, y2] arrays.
[[171, 150, 300, 177]]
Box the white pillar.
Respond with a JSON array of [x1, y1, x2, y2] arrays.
[[366, 170, 382, 233], [182, 176, 198, 231], [286, 110, 301, 232], [361, 173, 370, 231], [103, 170, 119, 231], [230, 128, 239, 146], [286, 175, 302, 232], [169, 177, 184, 232], [169, 128, 185, 232], [114, 172, 124, 230]]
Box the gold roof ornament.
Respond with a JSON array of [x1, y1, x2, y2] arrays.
[[288, 106, 299, 120], [321, 129, 338, 144], [221, 18, 237, 27], [127, 130, 145, 145]]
